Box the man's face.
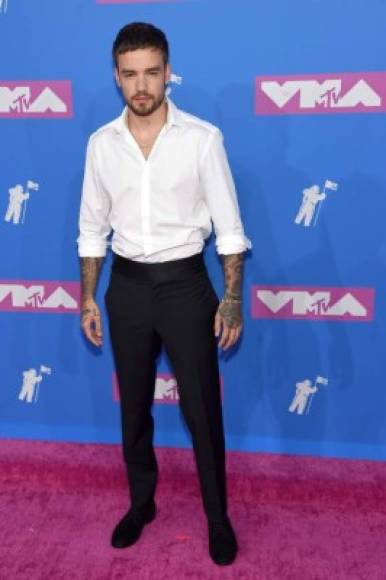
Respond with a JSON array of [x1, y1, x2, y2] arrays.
[[114, 47, 170, 117]]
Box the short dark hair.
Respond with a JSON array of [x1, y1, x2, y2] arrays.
[[112, 22, 169, 68]]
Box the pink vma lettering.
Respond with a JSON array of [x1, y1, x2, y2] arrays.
[[251, 286, 375, 321], [0, 81, 73, 118], [255, 72, 386, 115], [0, 281, 80, 312]]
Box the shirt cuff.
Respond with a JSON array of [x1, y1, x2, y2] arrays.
[[77, 239, 108, 258], [215, 234, 253, 255]]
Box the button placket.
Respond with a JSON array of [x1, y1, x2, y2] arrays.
[[140, 125, 169, 257], [141, 163, 152, 255]]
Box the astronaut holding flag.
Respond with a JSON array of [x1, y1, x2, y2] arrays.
[[288, 376, 329, 415], [4, 180, 39, 225], [18, 365, 52, 404], [294, 179, 338, 227]]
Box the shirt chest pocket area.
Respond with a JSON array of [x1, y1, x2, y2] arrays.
[[153, 152, 199, 196]]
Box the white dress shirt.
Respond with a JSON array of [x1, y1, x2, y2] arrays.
[[77, 97, 252, 262]]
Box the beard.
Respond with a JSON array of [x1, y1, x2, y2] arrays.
[[127, 90, 165, 117]]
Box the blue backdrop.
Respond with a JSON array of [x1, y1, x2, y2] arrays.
[[1, 0, 386, 461]]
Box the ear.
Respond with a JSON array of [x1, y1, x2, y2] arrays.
[[165, 62, 171, 84], [114, 67, 121, 88]]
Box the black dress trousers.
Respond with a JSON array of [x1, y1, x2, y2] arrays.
[[104, 251, 228, 523]]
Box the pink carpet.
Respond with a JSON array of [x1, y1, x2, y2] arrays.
[[1, 439, 386, 579]]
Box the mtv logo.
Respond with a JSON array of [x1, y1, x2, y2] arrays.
[[0, 81, 73, 118], [155, 374, 179, 403], [0, 281, 80, 312], [112, 372, 224, 403], [255, 72, 386, 115], [251, 286, 375, 321]]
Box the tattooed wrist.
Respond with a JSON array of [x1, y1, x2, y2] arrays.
[[80, 257, 104, 302], [221, 253, 244, 302], [223, 291, 242, 302]]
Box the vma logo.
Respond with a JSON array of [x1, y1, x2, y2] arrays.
[[0, 281, 80, 312], [255, 72, 386, 115], [251, 286, 375, 321], [0, 82, 73, 118]]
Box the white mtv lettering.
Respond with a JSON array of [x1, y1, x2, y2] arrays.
[[261, 79, 381, 109], [0, 285, 77, 308], [257, 290, 367, 317], [0, 87, 67, 113]]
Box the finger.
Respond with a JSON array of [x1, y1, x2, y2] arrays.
[[214, 311, 222, 337], [82, 316, 101, 347], [91, 318, 102, 346], [94, 315, 103, 341], [218, 324, 230, 349], [222, 327, 237, 350], [224, 326, 242, 350], [81, 317, 93, 341]]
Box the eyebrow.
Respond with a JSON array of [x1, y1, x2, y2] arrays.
[[121, 66, 162, 74]]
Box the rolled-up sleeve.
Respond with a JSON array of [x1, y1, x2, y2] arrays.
[[77, 136, 112, 257], [199, 128, 252, 255]]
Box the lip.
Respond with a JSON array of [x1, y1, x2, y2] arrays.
[[134, 96, 150, 101]]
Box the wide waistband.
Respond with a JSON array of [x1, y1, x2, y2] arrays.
[[111, 251, 206, 282]]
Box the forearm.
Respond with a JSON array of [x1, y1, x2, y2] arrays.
[[221, 253, 244, 301], [80, 257, 104, 304]]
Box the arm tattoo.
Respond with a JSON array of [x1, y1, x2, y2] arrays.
[[219, 253, 244, 329], [80, 257, 104, 305], [222, 253, 244, 300]]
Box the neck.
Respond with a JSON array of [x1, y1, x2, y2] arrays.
[[127, 98, 168, 133]]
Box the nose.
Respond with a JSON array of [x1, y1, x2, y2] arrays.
[[135, 73, 147, 93]]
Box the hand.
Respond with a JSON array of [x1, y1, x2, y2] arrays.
[[214, 298, 243, 350], [81, 299, 103, 347]]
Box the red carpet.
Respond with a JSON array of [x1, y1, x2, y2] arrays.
[[1, 439, 386, 579]]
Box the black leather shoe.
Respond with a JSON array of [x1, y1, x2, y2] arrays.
[[208, 516, 238, 566], [111, 500, 156, 548]]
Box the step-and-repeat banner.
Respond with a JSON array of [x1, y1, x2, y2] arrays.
[[1, 0, 386, 461]]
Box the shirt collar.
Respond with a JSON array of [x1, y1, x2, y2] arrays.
[[113, 96, 184, 135]]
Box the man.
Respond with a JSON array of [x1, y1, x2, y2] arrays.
[[77, 22, 252, 566]]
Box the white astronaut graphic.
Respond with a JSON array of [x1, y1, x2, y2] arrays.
[[294, 180, 338, 227], [289, 376, 329, 415], [154, 377, 179, 401], [165, 73, 182, 97], [18, 365, 52, 404], [4, 180, 39, 225]]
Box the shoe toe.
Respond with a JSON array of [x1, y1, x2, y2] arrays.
[[208, 521, 238, 565], [111, 502, 156, 549]]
